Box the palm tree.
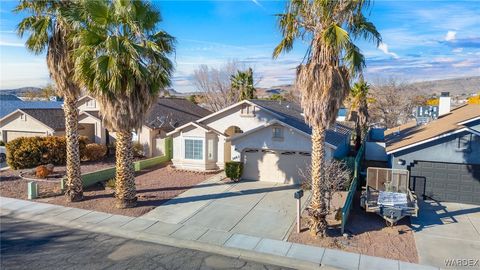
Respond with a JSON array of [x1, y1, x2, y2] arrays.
[[71, 0, 174, 208], [231, 68, 256, 100], [16, 0, 83, 202], [273, 0, 381, 236], [349, 79, 370, 150]]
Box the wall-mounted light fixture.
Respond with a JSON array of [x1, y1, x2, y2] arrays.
[[397, 159, 406, 166]]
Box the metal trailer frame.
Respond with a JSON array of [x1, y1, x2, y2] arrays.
[[360, 167, 418, 226]]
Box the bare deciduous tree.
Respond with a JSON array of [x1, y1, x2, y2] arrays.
[[192, 60, 243, 112], [369, 78, 427, 128], [300, 160, 351, 225]]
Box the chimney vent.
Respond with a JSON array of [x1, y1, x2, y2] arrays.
[[439, 92, 451, 116]]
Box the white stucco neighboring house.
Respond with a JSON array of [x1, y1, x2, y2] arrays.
[[76, 95, 211, 157], [167, 100, 352, 184]]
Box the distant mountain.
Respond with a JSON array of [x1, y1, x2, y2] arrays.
[[409, 76, 479, 96], [0, 87, 42, 96]]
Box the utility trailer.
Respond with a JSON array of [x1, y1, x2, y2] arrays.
[[360, 167, 418, 226]]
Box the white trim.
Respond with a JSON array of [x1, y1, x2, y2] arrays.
[[467, 127, 480, 136], [386, 127, 474, 154], [457, 116, 480, 126], [229, 119, 338, 150]]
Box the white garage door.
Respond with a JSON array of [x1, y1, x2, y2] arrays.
[[6, 131, 45, 142], [242, 149, 311, 184]]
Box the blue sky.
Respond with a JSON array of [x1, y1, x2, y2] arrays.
[[1, 0, 479, 92]]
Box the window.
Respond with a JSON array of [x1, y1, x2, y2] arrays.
[[86, 99, 96, 108], [207, 139, 214, 160], [20, 114, 26, 121], [272, 127, 283, 139], [185, 139, 203, 160], [456, 134, 472, 152], [240, 104, 255, 116]]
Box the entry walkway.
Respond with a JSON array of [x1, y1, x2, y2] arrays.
[[142, 174, 305, 240]]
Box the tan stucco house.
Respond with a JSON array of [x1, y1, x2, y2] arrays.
[[167, 100, 352, 184], [0, 96, 211, 158]]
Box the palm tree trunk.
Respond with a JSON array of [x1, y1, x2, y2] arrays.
[[64, 97, 83, 202], [115, 130, 137, 208], [309, 124, 328, 237]]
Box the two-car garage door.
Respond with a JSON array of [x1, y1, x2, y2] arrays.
[[410, 161, 480, 204], [5, 131, 45, 142], [242, 149, 311, 184]]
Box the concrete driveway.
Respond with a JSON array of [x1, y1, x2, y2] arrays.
[[142, 174, 308, 240], [411, 200, 480, 268]]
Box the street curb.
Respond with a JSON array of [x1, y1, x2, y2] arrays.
[[0, 197, 439, 270], [0, 202, 325, 270]]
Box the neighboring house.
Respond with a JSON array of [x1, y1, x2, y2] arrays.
[[0, 108, 68, 141], [76, 95, 210, 157], [0, 99, 63, 119], [384, 96, 480, 204], [0, 94, 22, 101], [167, 99, 352, 184]]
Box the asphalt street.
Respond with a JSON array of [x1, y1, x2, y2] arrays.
[[0, 216, 292, 270]]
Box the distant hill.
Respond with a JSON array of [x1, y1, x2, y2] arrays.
[[409, 76, 479, 97], [0, 87, 42, 96]]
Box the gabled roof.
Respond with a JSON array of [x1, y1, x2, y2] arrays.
[[144, 97, 211, 132], [167, 99, 352, 148], [249, 100, 352, 148], [19, 108, 66, 131], [385, 104, 480, 154], [0, 100, 63, 118], [0, 94, 21, 101]]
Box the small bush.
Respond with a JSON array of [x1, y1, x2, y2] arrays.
[[83, 143, 107, 161], [0, 140, 5, 146], [132, 142, 145, 157], [105, 178, 116, 189], [6, 136, 91, 170], [35, 165, 51, 178], [225, 161, 243, 182]]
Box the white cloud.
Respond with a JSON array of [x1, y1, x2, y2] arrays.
[[378, 42, 399, 59], [445, 31, 456, 41], [452, 47, 464, 53], [0, 40, 24, 47], [251, 0, 264, 9]]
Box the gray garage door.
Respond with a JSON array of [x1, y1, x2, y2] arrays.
[[409, 161, 480, 204]]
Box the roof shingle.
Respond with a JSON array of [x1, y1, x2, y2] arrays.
[[20, 108, 66, 131], [384, 104, 480, 153]]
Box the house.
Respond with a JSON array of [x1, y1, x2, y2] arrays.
[[0, 99, 63, 119], [167, 99, 352, 184], [384, 93, 480, 204], [0, 108, 69, 141], [1, 96, 210, 157], [75, 95, 211, 157]]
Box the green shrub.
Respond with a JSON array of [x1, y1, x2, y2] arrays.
[[83, 143, 107, 161], [225, 161, 243, 182], [132, 142, 145, 157], [105, 178, 116, 189], [6, 136, 91, 170], [0, 140, 5, 146]]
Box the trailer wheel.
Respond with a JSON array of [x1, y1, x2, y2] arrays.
[[385, 220, 397, 227]]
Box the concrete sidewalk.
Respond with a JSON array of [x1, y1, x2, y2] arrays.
[[0, 197, 437, 270]]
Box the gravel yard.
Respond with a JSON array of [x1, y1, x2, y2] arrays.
[[1, 160, 214, 217], [288, 192, 418, 263], [0, 158, 117, 200]]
